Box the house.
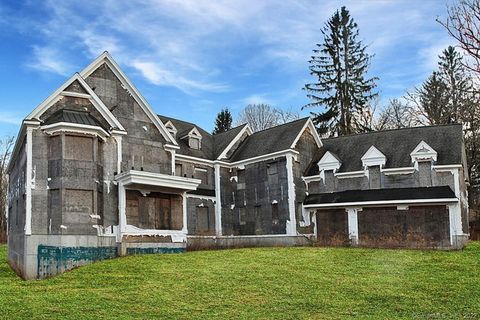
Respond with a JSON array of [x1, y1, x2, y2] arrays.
[[7, 52, 469, 279]]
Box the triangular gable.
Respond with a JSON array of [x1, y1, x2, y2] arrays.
[[181, 126, 202, 139], [79, 51, 178, 146], [361, 145, 386, 168], [411, 140, 437, 162], [290, 118, 322, 149], [318, 151, 341, 172], [217, 124, 253, 160], [26, 73, 125, 132], [164, 120, 177, 134]]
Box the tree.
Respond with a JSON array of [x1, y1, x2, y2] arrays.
[[438, 0, 480, 75], [303, 6, 378, 136], [406, 72, 450, 125], [212, 107, 233, 134], [376, 98, 417, 130], [438, 46, 472, 123], [0, 136, 14, 243], [236, 104, 299, 132]]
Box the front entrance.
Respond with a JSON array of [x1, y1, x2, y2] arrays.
[[126, 190, 183, 230]]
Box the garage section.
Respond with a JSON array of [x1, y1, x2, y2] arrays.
[[358, 206, 450, 248]]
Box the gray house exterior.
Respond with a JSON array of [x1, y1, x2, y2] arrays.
[[7, 52, 469, 279]]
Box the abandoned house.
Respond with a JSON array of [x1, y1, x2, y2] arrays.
[[7, 52, 469, 279]]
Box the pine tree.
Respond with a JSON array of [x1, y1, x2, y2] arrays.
[[438, 46, 472, 123], [417, 72, 450, 125], [303, 6, 378, 136], [212, 107, 233, 134]]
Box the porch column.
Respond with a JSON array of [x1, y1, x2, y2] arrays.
[[182, 192, 188, 234], [346, 207, 361, 246], [214, 164, 222, 236], [448, 202, 463, 247], [118, 182, 126, 243], [286, 154, 297, 235]]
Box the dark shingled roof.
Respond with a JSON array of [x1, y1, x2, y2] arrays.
[[229, 117, 309, 162], [305, 124, 464, 176], [44, 109, 104, 128], [158, 115, 248, 160], [304, 186, 456, 205]]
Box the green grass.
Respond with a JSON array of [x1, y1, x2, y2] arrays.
[[1, 244, 480, 319]]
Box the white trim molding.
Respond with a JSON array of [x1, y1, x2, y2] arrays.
[[214, 164, 222, 236], [24, 126, 35, 235], [286, 154, 297, 235], [115, 170, 201, 190], [335, 170, 367, 179], [217, 124, 253, 160], [317, 151, 341, 181], [346, 207, 361, 245], [290, 118, 323, 149], [304, 198, 458, 209], [411, 141, 437, 164], [41, 122, 110, 140], [361, 146, 386, 168]]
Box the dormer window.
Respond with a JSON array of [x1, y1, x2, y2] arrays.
[[317, 151, 341, 180], [361, 146, 386, 168], [164, 120, 177, 138], [181, 127, 202, 150], [411, 141, 437, 166]]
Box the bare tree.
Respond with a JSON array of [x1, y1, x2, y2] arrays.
[[376, 98, 418, 130], [438, 0, 480, 75], [0, 136, 14, 243], [236, 104, 299, 132]]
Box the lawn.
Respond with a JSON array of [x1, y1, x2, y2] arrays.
[[0, 244, 480, 320]]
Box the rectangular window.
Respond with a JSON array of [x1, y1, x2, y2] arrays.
[[64, 135, 93, 161], [194, 167, 208, 185], [189, 137, 201, 150], [239, 207, 247, 225]]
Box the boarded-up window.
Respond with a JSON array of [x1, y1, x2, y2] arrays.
[[65, 135, 93, 161], [196, 206, 209, 233], [194, 167, 208, 185], [189, 137, 201, 149], [48, 135, 62, 160], [175, 164, 182, 176], [63, 189, 93, 224], [239, 207, 247, 225]]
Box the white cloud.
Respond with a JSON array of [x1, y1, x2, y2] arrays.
[[27, 46, 71, 76]]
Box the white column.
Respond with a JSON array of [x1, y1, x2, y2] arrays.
[[214, 163, 222, 236], [346, 207, 360, 245], [24, 127, 33, 236], [118, 182, 126, 243], [113, 135, 123, 174], [448, 203, 463, 246], [286, 154, 297, 236], [171, 149, 176, 175], [182, 192, 188, 234]]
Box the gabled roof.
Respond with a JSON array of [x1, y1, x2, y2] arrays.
[[80, 51, 177, 145], [305, 124, 464, 176], [26, 73, 125, 131], [229, 117, 310, 162], [214, 124, 251, 159]]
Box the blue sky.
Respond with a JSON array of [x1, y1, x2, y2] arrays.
[[0, 0, 456, 137]]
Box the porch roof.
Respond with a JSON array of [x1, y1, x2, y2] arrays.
[[115, 170, 201, 191]]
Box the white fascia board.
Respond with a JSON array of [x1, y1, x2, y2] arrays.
[[302, 175, 322, 183], [361, 146, 386, 168], [411, 140, 437, 162], [432, 164, 463, 171], [217, 125, 252, 160], [7, 120, 41, 173], [290, 118, 322, 149], [304, 198, 459, 209], [60, 91, 91, 99], [164, 144, 180, 150], [334, 170, 366, 179], [79, 52, 178, 146], [115, 170, 201, 190], [41, 122, 110, 140], [381, 167, 416, 175], [230, 149, 299, 168], [186, 194, 216, 201], [176, 154, 216, 166]]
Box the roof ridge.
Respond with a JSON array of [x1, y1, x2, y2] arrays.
[[213, 123, 247, 136], [323, 123, 463, 141], [249, 117, 309, 135]]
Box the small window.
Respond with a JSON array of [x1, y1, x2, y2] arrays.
[[175, 164, 182, 176], [189, 137, 201, 150], [239, 207, 247, 225]]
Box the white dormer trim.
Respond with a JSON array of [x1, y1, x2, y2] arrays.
[[317, 151, 341, 180], [181, 127, 202, 140], [41, 122, 110, 140], [164, 120, 177, 137], [79, 51, 178, 145], [411, 141, 437, 164], [290, 118, 323, 149], [361, 146, 386, 168], [26, 73, 125, 132], [217, 124, 253, 160]]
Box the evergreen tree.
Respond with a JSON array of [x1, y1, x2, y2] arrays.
[[438, 46, 472, 123], [303, 6, 378, 136], [212, 107, 233, 134], [417, 72, 450, 125]]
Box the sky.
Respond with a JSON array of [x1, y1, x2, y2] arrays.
[[0, 0, 457, 137]]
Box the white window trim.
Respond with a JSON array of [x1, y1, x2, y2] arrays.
[[411, 140, 437, 165], [361, 145, 386, 168]]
